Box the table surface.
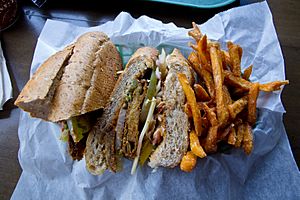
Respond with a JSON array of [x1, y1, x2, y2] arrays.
[[1, 0, 299, 199]]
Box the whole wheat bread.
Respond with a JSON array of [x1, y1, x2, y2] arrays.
[[15, 32, 122, 122], [85, 47, 158, 174], [148, 49, 194, 168]]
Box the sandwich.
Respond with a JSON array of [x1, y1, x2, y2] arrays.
[[15, 31, 122, 160], [85, 46, 195, 174]]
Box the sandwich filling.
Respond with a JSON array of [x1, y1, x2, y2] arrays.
[[111, 48, 189, 173], [85, 47, 192, 174], [59, 110, 100, 160], [113, 50, 167, 172]]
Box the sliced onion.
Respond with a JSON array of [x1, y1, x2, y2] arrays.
[[156, 80, 161, 94], [156, 48, 167, 80], [155, 67, 161, 80]]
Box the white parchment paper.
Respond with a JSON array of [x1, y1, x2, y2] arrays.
[[0, 41, 12, 110], [12, 2, 300, 199]]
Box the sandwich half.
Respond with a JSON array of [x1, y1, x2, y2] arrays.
[[15, 31, 122, 160], [85, 47, 194, 175]]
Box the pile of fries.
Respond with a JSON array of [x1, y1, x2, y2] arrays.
[[179, 22, 289, 172]]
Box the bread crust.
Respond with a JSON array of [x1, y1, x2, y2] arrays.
[[15, 32, 122, 122]]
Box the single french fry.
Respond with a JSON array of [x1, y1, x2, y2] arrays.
[[180, 151, 197, 172], [243, 122, 253, 155], [227, 125, 237, 145], [218, 123, 234, 141], [223, 85, 233, 105], [202, 116, 210, 133], [188, 22, 202, 42], [189, 43, 198, 52], [202, 103, 218, 126], [242, 65, 253, 80], [194, 84, 210, 101], [218, 48, 225, 82], [248, 82, 260, 125], [222, 50, 232, 68], [190, 130, 207, 158], [188, 52, 215, 98], [227, 41, 242, 77], [210, 45, 229, 126], [232, 87, 248, 97], [188, 51, 204, 77], [201, 69, 215, 98], [204, 125, 219, 153], [224, 70, 252, 91], [184, 103, 193, 118], [234, 117, 243, 126], [235, 123, 245, 148], [259, 80, 289, 92], [228, 96, 248, 119], [197, 35, 211, 73], [188, 51, 201, 69], [198, 100, 216, 110], [238, 45, 243, 59], [220, 50, 228, 71], [178, 73, 202, 136]]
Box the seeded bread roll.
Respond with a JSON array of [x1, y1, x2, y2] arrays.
[[15, 32, 122, 122]]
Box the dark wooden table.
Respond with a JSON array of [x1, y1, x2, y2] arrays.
[[1, 0, 299, 199]]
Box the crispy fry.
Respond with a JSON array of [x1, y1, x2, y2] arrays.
[[242, 65, 253, 80], [227, 125, 237, 145], [218, 48, 225, 81], [188, 23, 288, 157], [202, 103, 218, 126], [198, 100, 216, 110], [194, 84, 210, 101], [188, 22, 202, 42], [242, 122, 253, 155], [180, 151, 197, 172], [201, 69, 215, 98], [178, 73, 202, 136], [223, 85, 232, 105], [248, 82, 259, 125], [188, 51, 201, 70], [238, 45, 243, 58], [224, 70, 252, 91], [188, 52, 215, 98], [259, 80, 289, 92], [235, 123, 245, 148], [218, 123, 234, 141], [234, 117, 243, 126], [190, 130, 207, 158], [202, 116, 210, 132], [189, 43, 198, 52], [204, 125, 218, 153], [222, 50, 232, 68], [227, 41, 242, 77], [210, 45, 229, 126], [197, 35, 211, 72], [220, 50, 228, 71], [232, 87, 248, 97], [184, 103, 193, 118], [228, 96, 248, 119]]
